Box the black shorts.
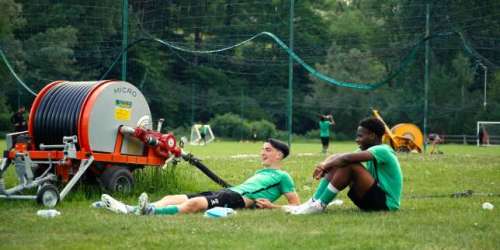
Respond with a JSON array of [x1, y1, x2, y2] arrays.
[[320, 137, 329, 146], [186, 189, 246, 209], [348, 183, 389, 211]]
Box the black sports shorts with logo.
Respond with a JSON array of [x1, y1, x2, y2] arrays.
[[348, 182, 389, 211], [186, 189, 246, 209]]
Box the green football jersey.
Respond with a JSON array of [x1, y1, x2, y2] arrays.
[[229, 168, 295, 202]]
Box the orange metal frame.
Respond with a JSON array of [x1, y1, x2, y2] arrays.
[[9, 130, 164, 166]]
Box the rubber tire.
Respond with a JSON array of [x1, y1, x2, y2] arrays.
[[36, 184, 60, 208], [99, 166, 134, 194]]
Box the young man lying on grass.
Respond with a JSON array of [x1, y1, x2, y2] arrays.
[[285, 117, 402, 214], [101, 138, 300, 216]]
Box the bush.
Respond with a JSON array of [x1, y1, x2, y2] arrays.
[[249, 120, 277, 140], [170, 127, 191, 139], [305, 129, 320, 139], [334, 132, 352, 141], [272, 130, 289, 141], [0, 113, 11, 132], [304, 129, 352, 141], [170, 126, 190, 140], [0, 96, 12, 132], [208, 113, 282, 140], [209, 113, 251, 139]]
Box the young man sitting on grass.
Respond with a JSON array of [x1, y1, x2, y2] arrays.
[[286, 117, 402, 214], [101, 138, 300, 216]]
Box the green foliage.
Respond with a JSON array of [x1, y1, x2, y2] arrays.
[[133, 165, 199, 196], [304, 128, 319, 137], [0, 0, 25, 39], [170, 126, 190, 140], [0, 95, 11, 131], [304, 128, 350, 141], [209, 113, 278, 140], [0, 0, 498, 138], [209, 113, 251, 139], [249, 119, 277, 140], [24, 26, 79, 80]]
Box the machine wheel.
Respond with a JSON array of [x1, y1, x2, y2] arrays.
[[99, 166, 134, 194], [36, 184, 60, 208]]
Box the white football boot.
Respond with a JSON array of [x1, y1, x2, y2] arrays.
[[291, 199, 326, 215], [101, 194, 129, 214]]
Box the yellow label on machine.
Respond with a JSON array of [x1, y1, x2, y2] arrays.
[[115, 107, 131, 121]]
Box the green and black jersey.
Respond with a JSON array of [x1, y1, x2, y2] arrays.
[[363, 144, 403, 210], [229, 168, 295, 202]]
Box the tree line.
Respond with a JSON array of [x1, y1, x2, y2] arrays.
[[0, 0, 498, 138]]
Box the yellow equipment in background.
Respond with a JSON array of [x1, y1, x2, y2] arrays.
[[372, 109, 423, 153]]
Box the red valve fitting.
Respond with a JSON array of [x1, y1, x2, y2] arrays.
[[120, 125, 181, 159]]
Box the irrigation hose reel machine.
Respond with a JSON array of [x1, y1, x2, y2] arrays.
[[372, 109, 424, 153], [0, 80, 195, 207]]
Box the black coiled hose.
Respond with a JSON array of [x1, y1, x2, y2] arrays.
[[33, 82, 94, 148]]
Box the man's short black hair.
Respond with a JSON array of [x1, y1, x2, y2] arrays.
[[267, 138, 289, 159], [359, 117, 386, 138]]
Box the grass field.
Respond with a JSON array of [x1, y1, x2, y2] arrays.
[[1, 140, 499, 249]]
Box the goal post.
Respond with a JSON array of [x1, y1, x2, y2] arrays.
[[190, 124, 215, 145], [476, 121, 500, 146]]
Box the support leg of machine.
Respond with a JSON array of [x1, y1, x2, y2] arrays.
[[59, 156, 94, 200]]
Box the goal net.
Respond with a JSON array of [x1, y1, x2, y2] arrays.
[[477, 121, 500, 146], [190, 124, 215, 145]]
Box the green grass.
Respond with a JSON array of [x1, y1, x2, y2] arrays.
[[1, 141, 499, 249]]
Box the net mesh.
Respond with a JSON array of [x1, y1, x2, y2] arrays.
[[1, 1, 499, 137], [477, 122, 500, 146], [190, 124, 214, 145]]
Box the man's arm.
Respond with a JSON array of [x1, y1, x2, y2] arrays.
[[284, 191, 300, 205], [255, 192, 300, 209], [313, 151, 374, 179], [328, 115, 335, 126]]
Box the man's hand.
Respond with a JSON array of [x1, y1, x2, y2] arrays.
[[313, 163, 327, 180], [255, 198, 276, 209], [312, 154, 344, 180]]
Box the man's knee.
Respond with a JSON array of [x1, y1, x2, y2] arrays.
[[180, 197, 208, 213], [334, 163, 364, 173], [349, 164, 375, 187], [348, 163, 373, 178], [338, 163, 371, 181]]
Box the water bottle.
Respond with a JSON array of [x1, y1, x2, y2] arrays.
[[91, 201, 106, 208], [37, 209, 61, 218], [482, 202, 494, 210]]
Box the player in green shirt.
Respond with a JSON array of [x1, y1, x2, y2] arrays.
[[200, 124, 208, 145], [287, 117, 402, 214], [319, 114, 335, 154], [101, 138, 300, 216]]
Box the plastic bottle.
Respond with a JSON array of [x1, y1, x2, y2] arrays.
[[37, 209, 61, 218], [482, 202, 494, 210]]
